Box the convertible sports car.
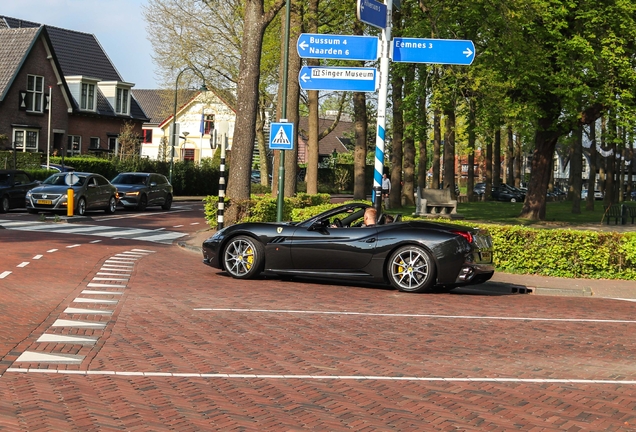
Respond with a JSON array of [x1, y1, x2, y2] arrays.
[[202, 203, 494, 293]]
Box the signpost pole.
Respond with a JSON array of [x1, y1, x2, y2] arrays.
[[373, 0, 392, 205]]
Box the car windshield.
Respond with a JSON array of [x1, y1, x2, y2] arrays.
[[112, 174, 148, 185], [0, 173, 10, 186], [43, 174, 86, 186]]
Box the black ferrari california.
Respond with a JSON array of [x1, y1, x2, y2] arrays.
[[202, 203, 494, 293]]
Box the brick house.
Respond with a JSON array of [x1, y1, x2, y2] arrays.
[[0, 16, 148, 159]]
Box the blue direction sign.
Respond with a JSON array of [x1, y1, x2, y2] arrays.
[[269, 122, 294, 150], [391, 38, 476, 65], [357, 0, 387, 29], [298, 66, 377, 92], [297, 33, 379, 61]]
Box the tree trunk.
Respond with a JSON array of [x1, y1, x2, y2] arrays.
[[402, 65, 416, 206], [352, 20, 367, 200], [467, 105, 476, 201], [390, 71, 404, 209], [256, 102, 269, 186], [304, 0, 320, 195], [283, 7, 302, 197], [416, 68, 427, 192], [514, 133, 522, 188], [506, 126, 514, 185], [519, 128, 560, 220], [485, 133, 492, 200], [493, 128, 501, 186], [432, 109, 441, 189], [586, 121, 597, 210], [570, 124, 582, 214], [227, 0, 278, 204], [443, 108, 456, 198]]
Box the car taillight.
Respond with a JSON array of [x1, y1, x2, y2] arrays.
[[452, 230, 473, 243]]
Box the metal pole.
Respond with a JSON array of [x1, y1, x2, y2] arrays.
[[276, 0, 292, 222], [373, 0, 393, 202], [170, 68, 189, 184], [46, 86, 52, 169], [217, 132, 227, 229]]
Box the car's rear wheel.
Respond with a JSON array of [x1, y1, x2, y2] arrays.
[[77, 197, 87, 216], [106, 196, 117, 214], [137, 194, 148, 211], [1, 195, 9, 213], [387, 245, 436, 293], [223, 235, 264, 279], [162, 194, 172, 210], [510, 197, 517, 203]]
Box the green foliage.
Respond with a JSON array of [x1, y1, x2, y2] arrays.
[[0, 151, 42, 170]]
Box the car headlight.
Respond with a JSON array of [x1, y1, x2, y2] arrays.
[[127, 191, 140, 196], [26, 190, 32, 198]]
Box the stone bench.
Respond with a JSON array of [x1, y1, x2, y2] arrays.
[[414, 187, 462, 218]]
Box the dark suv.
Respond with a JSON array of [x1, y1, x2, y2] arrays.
[[474, 182, 525, 202], [111, 172, 173, 211], [0, 169, 40, 212]]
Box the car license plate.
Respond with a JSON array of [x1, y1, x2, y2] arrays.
[[480, 251, 492, 262], [37, 199, 52, 205]]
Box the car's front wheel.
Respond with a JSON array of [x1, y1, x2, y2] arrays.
[[137, 194, 148, 211], [387, 245, 436, 293], [1, 195, 9, 213], [222, 235, 264, 279], [77, 197, 87, 216], [161, 194, 172, 210], [106, 196, 117, 214], [510, 197, 517, 203]]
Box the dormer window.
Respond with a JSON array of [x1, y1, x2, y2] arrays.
[[26, 75, 44, 113], [116, 87, 129, 115], [81, 83, 96, 110]]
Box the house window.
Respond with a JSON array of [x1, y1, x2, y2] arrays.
[[26, 75, 44, 112], [204, 115, 215, 135], [67, 135, 81, 156], [108, 137, 118, 152], [13, 129, 39, 151], [141, 129, 153, 144], [81, 83, 95, 110], [116, 88, 129, 115], [90, 137, 100, 149]]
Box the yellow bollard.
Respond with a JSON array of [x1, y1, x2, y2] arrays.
[[67, 188, 74, 217]]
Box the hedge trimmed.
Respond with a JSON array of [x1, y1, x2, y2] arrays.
[[203, 199, 636, 280]]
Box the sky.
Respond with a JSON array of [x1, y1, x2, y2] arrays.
[[3, 0, 160, 89]]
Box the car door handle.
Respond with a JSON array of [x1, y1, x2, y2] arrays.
[[366, 238, 376, 243]]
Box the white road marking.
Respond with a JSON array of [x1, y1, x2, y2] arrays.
[[87, 283, 126, 288], [96, 272, 131, 276], [47, 249, 58, 253], [132, 249, 156, 253], [16, 262, 29, 268], [104, 261, 134, 266], [66, 244, 81, 248], [192, 308, 636, 324], [64, 307, 113, 315], [14, 352, 84, 363], [52, 319, 106, 328], [0, 271, 12, 279], [93, 277, 129, 281], [33, 255, 43, 260], [37, 334, 98, 344], [173, 225, 184, 228], [81, 290, 123, 295], [3, 369, 636, 385], [73, 297, 118, 304], [190, 222, 200, 225], [89, 240, 102, 243]]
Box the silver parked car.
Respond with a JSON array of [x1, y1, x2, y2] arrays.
[[25, 172, 118, 215], [111, 172, 173, 211]]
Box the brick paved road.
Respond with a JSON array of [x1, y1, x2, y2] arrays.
[[1, 212, 636, 431]]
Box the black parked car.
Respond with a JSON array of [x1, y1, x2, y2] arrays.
[[474, 183, 524, 202], [0, 170, 40, 212], [26, 172, 117, 215], [202, 203, 494, 293], [111, 172, 173, 211]]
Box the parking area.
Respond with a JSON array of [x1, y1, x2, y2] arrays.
[[1, 231, 635, 430]]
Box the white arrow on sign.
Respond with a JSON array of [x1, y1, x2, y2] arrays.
[[299, 40, 308, 50], [463, 48, 473, 57], [301, 73, 310, 83]]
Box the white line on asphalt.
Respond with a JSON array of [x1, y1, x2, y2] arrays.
[[3, 369, 636, 385], [192, 308, 636, 324], [87, 283, 126, 288], [33, 255, 43, 260], [96, 272, 131, 276], [66, 244, 81, 248], [47, 249, 58, 253], [0, 271, 12, 279], [93, 277, 129, 281], [190, 222, 200, 225], [81, 290, 123, 295], [173, 225, 183, 228], [90, 240, 102, 243], [16, 262, 29, 268]]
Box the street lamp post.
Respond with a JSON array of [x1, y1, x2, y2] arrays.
[[169, 67, 207, 184]]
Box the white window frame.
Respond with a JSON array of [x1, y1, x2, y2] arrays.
[[80, 83, 96, 111], [116, 87, 129, 115], [26, 75, 44, 113], [90, 137, 100, 149], [13, 129, 39, 152], [67, 135, 82, 156]]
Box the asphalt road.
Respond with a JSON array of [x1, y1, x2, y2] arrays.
[[1, 203, 635, 431]]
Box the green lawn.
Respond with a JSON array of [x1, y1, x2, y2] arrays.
[[395, 200, 635, 226]]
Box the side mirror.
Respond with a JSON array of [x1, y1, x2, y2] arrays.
[[150, 182, 157, 187]]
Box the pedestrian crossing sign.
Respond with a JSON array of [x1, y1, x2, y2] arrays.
[[269, 122, 294, 150]]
